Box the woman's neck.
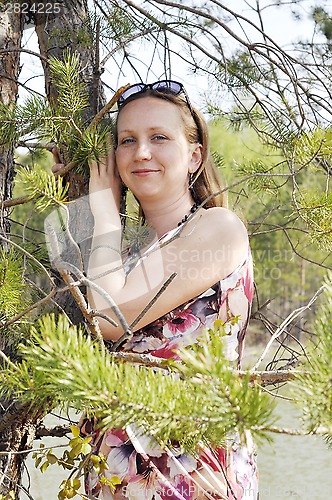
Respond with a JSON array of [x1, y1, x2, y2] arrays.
[[141, 194, 196, 238]]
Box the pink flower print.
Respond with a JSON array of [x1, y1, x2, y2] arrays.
[[106, 443, 137, 480], [125, 471, 158, 500], [157, 475, 193, 500], [163, 311, 200, 339], [199, 444, 227, 471], [105, 429, 127, 447], [103, 431, 137, 480], [150, 343, 181, 360]]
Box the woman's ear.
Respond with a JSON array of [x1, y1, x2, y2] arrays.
[[189, 143, 203, 173]]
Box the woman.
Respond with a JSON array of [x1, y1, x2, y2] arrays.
[[54, 81, 257, 499]]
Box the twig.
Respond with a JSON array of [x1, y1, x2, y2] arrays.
[[129, 272, 177, 330], [35, 424, 71, 439], [0, 48, 48, 63], [253, 425, 331, 436], [46, 222, 104, 344], [0, 234, 54, 283], [0, 350, 19, 370], [251, 285, 327, 371], [241, 369, 303, 385], [0, 286, 71, 329], [2, 194, 34, 209], [87, 84, 130, 129]]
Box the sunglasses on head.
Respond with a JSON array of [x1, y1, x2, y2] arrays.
[[117, 80, 194, 114]]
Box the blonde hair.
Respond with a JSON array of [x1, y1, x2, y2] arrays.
[[114, 89, 226, 215]]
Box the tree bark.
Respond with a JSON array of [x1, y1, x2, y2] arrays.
[[0, 7, 22, 237], [0, 9, 43, 498], [33, 1, 107, 323]]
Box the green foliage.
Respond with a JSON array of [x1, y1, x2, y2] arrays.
[[0, 51, 112, 177], [295, 191, 332, 251], [0, 493, 15, 500], [71, 125, 112, 173], [0, 103, 18, 146], [0, 248, 30, 319], [236, 159, 280, 195], [49, 51, 89, 119], [31, 426, 117, 499], [225, 50, 267, 90], [0, 314, 275, 451], [209, 118, 330, 324], [291, 272, 332, 435], [291, 128, 332, 167], [32, 430, 94, 499], [15, 166, 68, 212], [312, 7, 332, 41]]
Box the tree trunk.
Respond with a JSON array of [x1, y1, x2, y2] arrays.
[[34, 0, 106, 184], [0, 403, 43, 497], [33, 1, 107, 320], [0, 9, 43, 498], [0, 8, 22, 236]]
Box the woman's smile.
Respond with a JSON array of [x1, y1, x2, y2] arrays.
[[131, 168, 160, 176]]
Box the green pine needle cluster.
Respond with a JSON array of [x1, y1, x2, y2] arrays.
[[16, 167, 68, 211], [49, 51, 89, 118], [236, 159, 279, 195], [0, 314, 274, 452], [0, 50, 112, 176], [0, 248, 30, 319], [291, 271, 332, 436], [296, 191, 332, 251], [292, 128, 332, 167], [72, 125, 112, 173]]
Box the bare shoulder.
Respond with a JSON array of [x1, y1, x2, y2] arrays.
[[193, 206, 249, 274], [197, 206, 248, 239]]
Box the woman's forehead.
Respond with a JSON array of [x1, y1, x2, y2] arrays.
[[117, 96, 184, 128]]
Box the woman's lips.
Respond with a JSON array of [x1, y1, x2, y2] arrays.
[[132, 169, 159, 176]]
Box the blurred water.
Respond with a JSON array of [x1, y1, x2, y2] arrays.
[[22, 401, 332, 500], [258, 399, 332, 500]]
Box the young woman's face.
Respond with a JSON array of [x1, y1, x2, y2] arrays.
[[115, 96, 201, 204]]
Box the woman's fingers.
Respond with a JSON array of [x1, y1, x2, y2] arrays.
[[51, 163, 64, 174], [51, 147, 65, 175], [52, 147, 62, 164]]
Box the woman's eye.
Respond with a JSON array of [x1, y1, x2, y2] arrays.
[[119, 137, 135, 145], [152, 134, 167, 141]]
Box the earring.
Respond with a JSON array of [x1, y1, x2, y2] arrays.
[[120, 183, 128, 230], [189, 172, 196, 200]]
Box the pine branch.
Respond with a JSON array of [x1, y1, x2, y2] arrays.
[[0, 315, 275, 450], [291, 272, 332, 434]]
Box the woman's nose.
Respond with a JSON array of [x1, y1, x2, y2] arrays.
[[134, 141, 152, 161]]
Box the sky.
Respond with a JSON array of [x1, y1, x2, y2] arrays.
[[18, 0, 323, 109]]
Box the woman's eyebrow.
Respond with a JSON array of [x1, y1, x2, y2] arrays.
[[118, 126, 171, 134]]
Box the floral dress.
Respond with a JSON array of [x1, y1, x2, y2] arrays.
[[82, 227, 258, 500]]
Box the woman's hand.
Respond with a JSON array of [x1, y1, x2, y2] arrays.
[[51, 147, 65, 175], [89, 144, 123, 217]]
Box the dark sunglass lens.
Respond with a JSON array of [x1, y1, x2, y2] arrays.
[[118, 84, 146, 104], [152, 81, 182, 95]]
